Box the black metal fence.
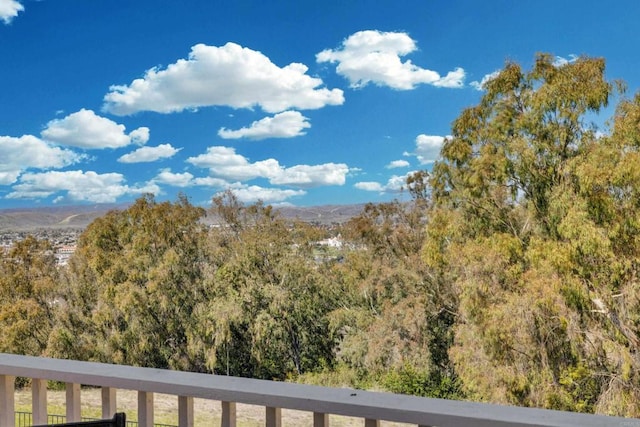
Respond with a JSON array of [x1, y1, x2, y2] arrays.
[[15, 412, 176, 427]]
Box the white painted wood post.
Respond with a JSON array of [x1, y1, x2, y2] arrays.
[[265, 407, 281, 427], [32, 379, 47, 425], [101, 387, 117, 419], [138, 391, 154, 427], [66, 383, 81, 422], [0, 375, 15, 427], [313, 412, 329, 427], [221, 401, 236, 427], [178, 396, 193, 427]]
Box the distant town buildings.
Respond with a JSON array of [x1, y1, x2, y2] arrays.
[[55, 245, 76, 266], [316, 235, 343, 248], [0, 229, 80, 266]]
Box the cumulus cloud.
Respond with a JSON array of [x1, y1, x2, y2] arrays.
[[192, 176, 232, 188], [415, 134, 446, 164], [41, 109, 150, 149], [470, 70, 500, 91], [433, 68, 466, 88], [214, 185, 305, 204], [355, 172, 415, 194], [354, 181, 383, 192], [6, 170, 160, 203], [149, 168, 305, 203], [0, 0, 23, 24], [270, 163, 349, 187], [103, 42, 344, 115], [187, 146, 349, 188], [152, 169, 194, 187], [118, 143, 180, 163], [0, 135, 83, 184], [386, 159, 410, 169], [187, 146, 281, 181], [218, 111, 311, 140], [129, 127, 150, 145], [317, 30, 465, 90]]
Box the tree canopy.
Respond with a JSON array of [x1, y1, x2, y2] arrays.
[[0, 236, 58, 356], [425, 53, 640, 415]]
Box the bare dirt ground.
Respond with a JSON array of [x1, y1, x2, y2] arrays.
[[15, 388, 411, 427]]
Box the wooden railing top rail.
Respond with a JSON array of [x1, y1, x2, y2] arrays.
[[0, 353, 638, 427]]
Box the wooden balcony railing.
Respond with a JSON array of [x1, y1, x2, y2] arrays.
[[0, 353, 638, 427]]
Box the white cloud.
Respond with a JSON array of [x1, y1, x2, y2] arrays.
[[0, 135, 83, 184], [187, 146, 349, 188], [386, 159, 410, 169], [0, 170, 21, 185], [187, 146, 281, 181], [218, 111, 311, 140], [355, 172, 415, 194], [215, 185, 305, 204], [103, 42, 344, 115], [433, 68, 466, 88], [0, 0, 23, 24], [192, 176, 232, 188], [41, 109, 150, 149], [129, 127, 150, 145], [155, 173, 305, 204], [270, 163, 349, 187], [385, 174, 411, 191], [6, 170, 160, 203], [553, 54, 578, 67], [415, 134, 446, 164], [152, 169, 194, 187], [354, 181, 383, 192], [118, 143, 180, 163], [317, 30, 465, 90], [470, 70, 501, 91]]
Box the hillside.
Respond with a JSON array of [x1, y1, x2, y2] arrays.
[[0, 204, 127, 231], [0, 203, 365, 231]]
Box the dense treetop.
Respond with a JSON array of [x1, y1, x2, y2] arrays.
[[425, 53, 640, 413]]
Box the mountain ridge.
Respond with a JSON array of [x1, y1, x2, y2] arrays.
[[0, 203, 366, 231]]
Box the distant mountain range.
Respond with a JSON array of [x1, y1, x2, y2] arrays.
[[0, 203, 366, 231]]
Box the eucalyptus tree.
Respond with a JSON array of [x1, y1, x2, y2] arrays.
[[424, 53, 640, 414], [48, 195, 210, 371], [192, 191, 340, 379], [330, 194, 461, 397], [0, 236, 59, 356]]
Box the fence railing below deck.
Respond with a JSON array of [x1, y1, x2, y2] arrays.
[[0, 353, 638, 427]]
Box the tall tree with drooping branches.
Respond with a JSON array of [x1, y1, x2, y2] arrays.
[[424, 53, 640, 415]]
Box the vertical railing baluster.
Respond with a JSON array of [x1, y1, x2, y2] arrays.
[[178, 396, 193, 427], [0, 375, 15, 427], [265, 407, 281, 427], [101, 387, 117, 419], [65, 383, 81, 422], [221, 401, 236, 427], [32, 379, 47, 425], [313, 412, 329, 427], [138, 391, 154, 427]]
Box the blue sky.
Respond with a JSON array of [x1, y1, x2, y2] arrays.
[[1, 0, 639, 208]]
